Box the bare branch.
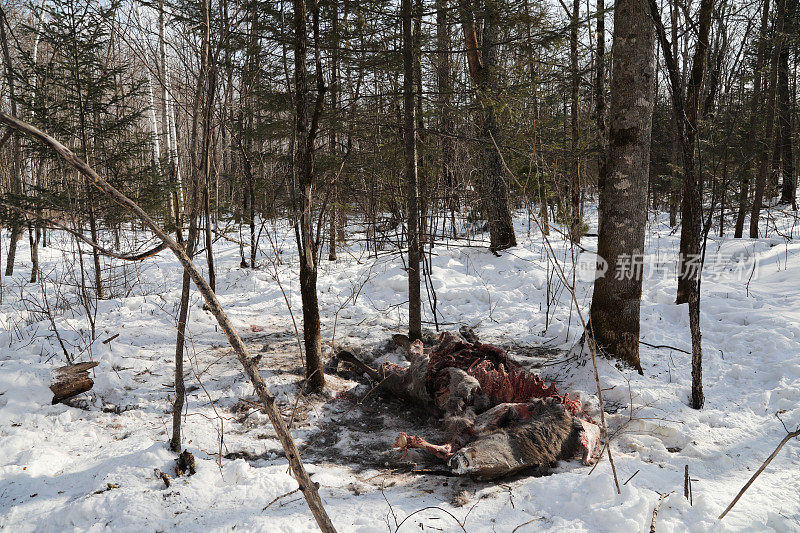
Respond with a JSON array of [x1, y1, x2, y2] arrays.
[[718, 427, 800, 520], [0, 202, 167, 261], [0, 111, 337, 533]]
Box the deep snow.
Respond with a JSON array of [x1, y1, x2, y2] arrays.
[[1, 207, 799, 532]]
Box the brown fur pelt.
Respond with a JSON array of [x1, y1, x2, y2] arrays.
[[449, 399, 592, 479]]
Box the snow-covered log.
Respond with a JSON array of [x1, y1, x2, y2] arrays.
[[49, 361, 99, 404]]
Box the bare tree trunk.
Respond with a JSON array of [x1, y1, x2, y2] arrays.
[[171, 169, 201, 452], [241, 0, 259, 267], [538, 174, 549, 235], [23, 1, 43, 276], [458, 0, 516, 251], [720, 152, 728, 236], [778, 0, 798, 206], [685, 0, 714, 410], [204, 181, 216, 291], [650, 0, 714, 409], [158, 0, 182, 241], [171, 0, 214, 452], [734, 0, 771, 237], [403, 0, 422, 341], [668, 0, 680, 228], [0, 6, 23, 277], [524, 0, 548, 236], [328, 0, 339, 262], [201, 60, 217, 292], [85, 187, 104, 300], [248, 174, 256, 267], [293, 0, 326, 392], [436, 0, 456, 238], [569, 0, 582, 243], [142, 41, 162, 176], [412, 0, 427, 252], [590, 0, 655, 374], [28, 224, 39, 283], [671, 0, 714, 307], [171, 271, 192, 451], [5, 224, 22, 279], [751, 0, 785, 237], [594, 0, 606, 234]]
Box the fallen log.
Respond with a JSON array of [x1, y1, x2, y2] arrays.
[[50, 361, 99, 404]]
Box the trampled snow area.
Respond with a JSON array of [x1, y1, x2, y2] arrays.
[[1, 207, 799, 532]]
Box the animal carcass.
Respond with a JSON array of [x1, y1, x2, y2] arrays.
[[335, 332, 601, 479]]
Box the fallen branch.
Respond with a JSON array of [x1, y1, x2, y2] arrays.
[[650, 492, 672, 533], [512, 517, 543, 532], [263, 488, 301, 511], [0, 112, 336, 533], [102, 333, 120, 344], [718, 427, 800, 520], [623, 469, 640, 485], [640, 341, 691, 355]]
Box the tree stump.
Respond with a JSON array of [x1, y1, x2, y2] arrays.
[[50, 361, 99, 404]]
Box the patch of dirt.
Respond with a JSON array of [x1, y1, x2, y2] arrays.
[[301, 386, 444, 471]]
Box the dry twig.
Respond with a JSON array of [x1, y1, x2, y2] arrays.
[[718, 427, 800, 520]]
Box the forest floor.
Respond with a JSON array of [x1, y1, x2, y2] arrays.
[[1, 207, 799, 532]]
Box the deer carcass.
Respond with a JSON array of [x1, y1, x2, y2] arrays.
[[336, 333, 601, 479]]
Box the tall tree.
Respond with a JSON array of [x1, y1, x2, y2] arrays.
[[568, 0, 582, 243], [777, 0, 798, 206], [171, 0, 213, 451], [293, 0, 327, 392], [650, 0, 716, 409], [734, 0, 771, 238], [327, 0, 339, 262], [403, 0, 422, 341], [667, 0, 681, 228], [670, 0, 714, 307], [590, 0, 655, 374], [594, 0, 606, 234], [0, 4, 23, 278], [750, 0, 786, 237], [458, 0, 516, 252], [436, 0, 456, 237]]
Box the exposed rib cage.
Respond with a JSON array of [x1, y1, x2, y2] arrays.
[[426, 341, 584, 417]]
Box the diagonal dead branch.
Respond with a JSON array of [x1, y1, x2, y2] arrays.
[[718, 426, 800, 520], [0, 111, 337, 533]]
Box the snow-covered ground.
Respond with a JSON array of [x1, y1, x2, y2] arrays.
[[1, 207, 799, 532]]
